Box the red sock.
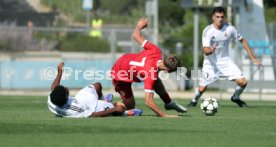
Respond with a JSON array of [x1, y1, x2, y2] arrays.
[[160, 93, 172, 104]]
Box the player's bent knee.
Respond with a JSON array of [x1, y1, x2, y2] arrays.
[[236, 78, 247, 87], [124, 103, 135, 109], [198, 86, 206, 93], [123, 98, 135, 109]]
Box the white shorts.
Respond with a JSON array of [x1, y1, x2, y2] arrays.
[[75, 85, 114, 114], [199, 60, 245, 86]]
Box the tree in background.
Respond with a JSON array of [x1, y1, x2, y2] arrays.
[[158, 0, 207, 80], [264, 0, 276, 22]]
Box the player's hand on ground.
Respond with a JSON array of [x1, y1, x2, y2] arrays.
[[136, 17, 149, 30], [162, 114, 179, 118], [57, 62, 64, 74], [251, 58, 263, 66]]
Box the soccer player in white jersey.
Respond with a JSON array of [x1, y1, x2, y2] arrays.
[[47, 62, 142, 117], [187, 7, 262, 107]]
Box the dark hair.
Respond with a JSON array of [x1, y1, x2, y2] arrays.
[[50, 85, 69, 107], [93, 82, 103, 99], [212, 7, 225, 15], [164, 54, 181, 73]]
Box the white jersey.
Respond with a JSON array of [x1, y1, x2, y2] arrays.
[[202, 24, 243, 65], [199, 24, 245, 86], [47, 85, 114, 118]]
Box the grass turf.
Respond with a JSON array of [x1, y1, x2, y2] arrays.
[[0, 95, 275, 147]]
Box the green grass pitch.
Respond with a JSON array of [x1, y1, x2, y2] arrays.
[[0, 95, 275, 147]]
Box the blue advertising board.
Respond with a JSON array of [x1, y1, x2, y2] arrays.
[[0, 60, 113, 89]]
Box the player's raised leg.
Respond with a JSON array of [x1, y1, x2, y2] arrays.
[[154, 78, 187, 113], [188, 86, 207, 107], [231, 78, 248, 107], [188, 63, 218, 107]]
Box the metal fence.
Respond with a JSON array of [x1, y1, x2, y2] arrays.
[[0, 0, 150, 53], [0, 0, 275, 95], [0, 0, 153, 89]]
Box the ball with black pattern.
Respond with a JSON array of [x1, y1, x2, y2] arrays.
[[200, 97, 219, 116]]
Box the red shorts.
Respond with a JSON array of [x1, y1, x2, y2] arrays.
[[112, 80, 133, 100]]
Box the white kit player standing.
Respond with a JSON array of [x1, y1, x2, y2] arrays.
[[187, 7, 262, 107]]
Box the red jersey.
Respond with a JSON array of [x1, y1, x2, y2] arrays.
[[111, 40, 162, 92]]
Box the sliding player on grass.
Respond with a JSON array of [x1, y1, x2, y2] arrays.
[[48, 62, 142, 118]]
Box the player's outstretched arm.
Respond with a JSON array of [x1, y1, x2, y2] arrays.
[[51, 62, 64, 91], [132, 18, 149, 45], [145, 93, 178, 117], [240, 38, 262, 65], [89, 108, 116, 117], [89, 103, 125, 117]]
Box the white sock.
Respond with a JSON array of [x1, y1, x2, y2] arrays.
[[192, 87, 202, 103], [232, 85, 246, 100]]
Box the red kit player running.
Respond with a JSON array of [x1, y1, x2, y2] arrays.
[[111, 18, 187, 117]]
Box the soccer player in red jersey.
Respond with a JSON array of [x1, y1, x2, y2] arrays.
[[111, 18, 187, 117]]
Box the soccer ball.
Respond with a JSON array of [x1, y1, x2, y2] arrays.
[[200, 97, 219, 116]]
